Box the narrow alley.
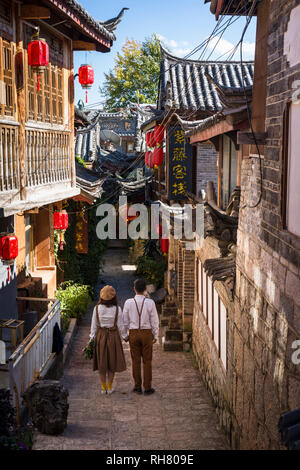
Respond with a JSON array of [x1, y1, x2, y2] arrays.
[[33, 247, 229, 451]]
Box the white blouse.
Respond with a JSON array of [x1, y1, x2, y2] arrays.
[[89, 304, 127, 340]]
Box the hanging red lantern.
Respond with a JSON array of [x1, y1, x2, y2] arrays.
[[145, 151, 152, 167], [28, 36, 49, 92], [53, 212, 69, 231], [146, 132, 150, 147], [53, 211, 69, 250], [147, 131, 154, 148], [160, 238, 169, 255], [78, 64, 94, 104], [0, 235, 18, 261], [148, 151, 154, 169], [153, 147, 164, 169], [154, 124, 165, 145]]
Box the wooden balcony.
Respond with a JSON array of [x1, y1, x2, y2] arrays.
[[0, 122, 79, 215], [0, 123, 20, 192], [25, 128, 71, 187]]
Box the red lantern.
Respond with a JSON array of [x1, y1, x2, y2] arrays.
[[53, 211, 68, 250], [0, 235, 18, 260], [146, 132, 150, 147], [79, 64, 94, 104], [148, 151, 154, 169], [154, 125, 165, 144], [160, 238, 169, 255], [146, 132, 155, 148], [53, 212, 69, 231], [153, 147, 164, 169], [145, 151, 152, 167], [28, 38, 49, 92]]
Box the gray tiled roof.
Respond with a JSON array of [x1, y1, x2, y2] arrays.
[[75, 162, 106, 200], [158, 48, 254, 113]]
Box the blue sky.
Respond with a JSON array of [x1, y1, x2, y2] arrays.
[[74, 0, 257, 107]]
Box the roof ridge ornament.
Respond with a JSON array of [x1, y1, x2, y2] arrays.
[[99, 7, 129, 32]]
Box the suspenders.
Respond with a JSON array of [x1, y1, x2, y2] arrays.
[[134, 298, 146, 330], [96, 304, 118, 330]]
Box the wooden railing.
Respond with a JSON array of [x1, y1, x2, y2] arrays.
[[0, 124, 20, 192], [0, 124, 73, 194], [25, 129, 71, 187], [9, 299, 60, 417]]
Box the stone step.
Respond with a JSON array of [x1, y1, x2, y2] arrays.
[[163, 302, 177, 309], [168, 318, 182, 329], [163, 340, 183, 352], [160, 317, 169, 327], [165, 329, 183, 342], [161, 308, 177, 317]]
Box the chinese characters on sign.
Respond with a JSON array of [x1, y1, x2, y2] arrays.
[[168, 126, 192, 200], [75, 206, 88, 254]]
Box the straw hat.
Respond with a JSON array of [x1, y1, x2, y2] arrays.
[[100, 285, 116, 301]]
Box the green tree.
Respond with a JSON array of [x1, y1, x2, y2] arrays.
[[101, 34, 162, 110]]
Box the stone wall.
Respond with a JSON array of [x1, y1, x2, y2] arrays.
[[191, 0, 300, 450], [233, 0, 300, 448]]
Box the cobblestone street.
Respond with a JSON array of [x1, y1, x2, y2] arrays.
[[33, 248, 229, 450]]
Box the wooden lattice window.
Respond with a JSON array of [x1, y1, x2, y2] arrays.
[[0, 39, 15, 118]]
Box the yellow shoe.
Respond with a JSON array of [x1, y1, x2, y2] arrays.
[[107, 382, 114, 395], [101, 382, 107, 395]]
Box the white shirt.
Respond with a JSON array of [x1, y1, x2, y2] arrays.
[[123, 295, 159, 340], [90, 305, 126, 340]]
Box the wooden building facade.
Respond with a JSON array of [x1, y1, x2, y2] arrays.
[[0, 0, 122, 340]]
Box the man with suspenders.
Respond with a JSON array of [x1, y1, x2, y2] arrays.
[[123, 279, 159, 395]]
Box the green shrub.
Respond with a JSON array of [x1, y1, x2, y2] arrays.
[[135, 255, 167, 287], [55, 199, 107, 298], [56, 281, 92, 322]]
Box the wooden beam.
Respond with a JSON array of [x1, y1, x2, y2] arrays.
[[20, 5, 50, 20], [237, 131, 267, 145], [72, 40, 96, 51]]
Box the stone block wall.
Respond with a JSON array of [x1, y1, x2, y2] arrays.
[[231, 0, 300, 448], [191, 0, 300, 450]]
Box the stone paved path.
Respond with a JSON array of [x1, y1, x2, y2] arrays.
[[33, 248, 229, 450]]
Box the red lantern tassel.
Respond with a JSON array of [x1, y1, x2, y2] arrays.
[[85, 90, 88, 104], [37, 74, 40, 92]]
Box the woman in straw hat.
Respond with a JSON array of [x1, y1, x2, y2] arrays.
[[90, 285, 127, 395]]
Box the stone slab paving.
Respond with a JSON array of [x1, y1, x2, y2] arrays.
[[33, 248, 229, 450]]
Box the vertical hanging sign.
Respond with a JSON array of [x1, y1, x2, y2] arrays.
[[168, 125, 193, 200], [75, 205, 88, 254]]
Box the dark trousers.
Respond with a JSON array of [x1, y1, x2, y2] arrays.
[[129, 329, 153, 390]]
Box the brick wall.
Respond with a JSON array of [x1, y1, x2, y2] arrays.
[[182, 248, 195, 330], [196, 142, 218, 197]]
